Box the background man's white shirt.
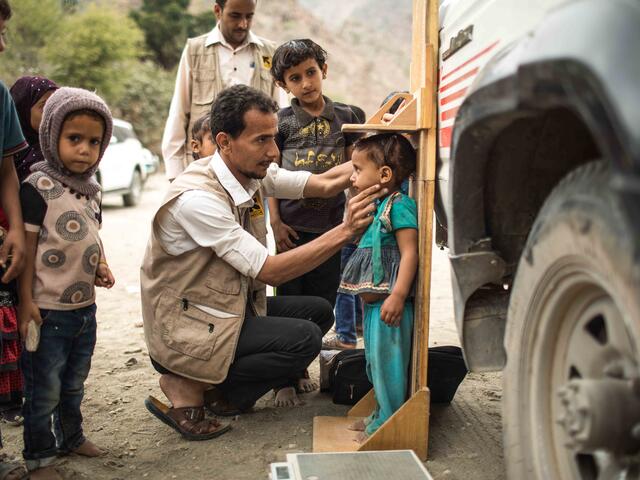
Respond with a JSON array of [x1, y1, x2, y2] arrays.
[[161, 26, 288, 180]]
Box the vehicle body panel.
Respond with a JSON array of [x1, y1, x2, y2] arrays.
[[436, 0, 640, 370]]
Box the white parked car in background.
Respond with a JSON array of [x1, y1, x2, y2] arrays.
[[98, 119, 147, 207]]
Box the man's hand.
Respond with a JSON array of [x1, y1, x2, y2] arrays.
[[95, 263, 115, 289], [18, 300, 42, 340], [0, 228, 25, 283], [344, 184, 388, 239], [271, 219, 299, 252], [380, 292, 405, 327]]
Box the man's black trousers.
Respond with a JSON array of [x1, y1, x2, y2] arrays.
[[151, 295, 333, 409]]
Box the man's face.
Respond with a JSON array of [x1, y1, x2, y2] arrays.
[[214, 0, 256, 49], [220, 109, 279, 184]]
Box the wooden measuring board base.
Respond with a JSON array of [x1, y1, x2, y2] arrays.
[[313, 388, 431, 460], [313, 416, 363, 453]]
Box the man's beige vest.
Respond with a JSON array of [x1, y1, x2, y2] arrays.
[[185, 33, 277, 164], [140, 158, 267, 384]]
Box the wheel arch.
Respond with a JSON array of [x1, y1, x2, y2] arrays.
[[448, 0, 640, 371]]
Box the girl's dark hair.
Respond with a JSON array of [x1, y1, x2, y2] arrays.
[[354, 133, 416, 184], [0, 0, 12, 21], [192, 112, 211, 141], [270, 39, 327, 83]]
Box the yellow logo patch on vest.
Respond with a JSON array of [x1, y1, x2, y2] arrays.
[[262, 56, 272, 69], [250, 195, 265, 219]]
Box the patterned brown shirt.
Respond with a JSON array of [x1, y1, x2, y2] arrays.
[[21, 172, 103, 310], [276, 96, 364, 233]]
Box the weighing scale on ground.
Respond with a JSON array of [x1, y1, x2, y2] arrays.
[[269, 450, 433, 480]]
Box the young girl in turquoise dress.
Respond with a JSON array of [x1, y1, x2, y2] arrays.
[[338, 133, 418, 441]]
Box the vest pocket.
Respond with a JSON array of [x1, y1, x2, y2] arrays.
[[161, 297, 218, 361], [205, 260, 241, 295], [259, 68, 273, 96], [192, 69, 217, 105]]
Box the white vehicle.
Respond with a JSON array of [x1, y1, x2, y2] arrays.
[[435, 1, 640, 479], [98, 119, 147, 207]]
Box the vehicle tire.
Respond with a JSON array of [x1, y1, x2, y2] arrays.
[[122, 169, 143, 207], [503, 162, 640, 480]]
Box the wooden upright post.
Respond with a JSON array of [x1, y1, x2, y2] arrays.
[[411, 0, 439, 395]]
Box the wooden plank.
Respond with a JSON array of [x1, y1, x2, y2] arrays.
[[411, 127, 437, 393], [313, 416, 363, 453], [348, 389, 376, 417], [410, 0, 439, 394], [359, 388, 431, 461], [342, 91, 419, 133], [342, 124, 419, 133], [411, 0, 428, 91]]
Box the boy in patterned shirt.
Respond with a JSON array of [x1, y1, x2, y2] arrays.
[[269, 39, 364, 310], [18, 87, 115, 478]]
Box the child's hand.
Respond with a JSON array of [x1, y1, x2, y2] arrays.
[[272, 219, 299, 252], [18, 301, 42, 340], [95, 262, 115, 289], [0, 228, 25, 283], [380, 293, 405, 327]]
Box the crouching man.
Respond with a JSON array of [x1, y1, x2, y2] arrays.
[[141, 85, 384, 440]]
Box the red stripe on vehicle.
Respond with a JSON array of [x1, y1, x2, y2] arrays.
[[440, 126, 453, 148], [441, 107, 459, 121], [441, 88, 468, 106], [439, 67, 479, 93], [442, 40, 499, 81]]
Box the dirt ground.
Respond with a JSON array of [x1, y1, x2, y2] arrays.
[[2, 174, 505, 479]]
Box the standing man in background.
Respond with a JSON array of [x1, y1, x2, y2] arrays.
[[162, 0, 283, 180]]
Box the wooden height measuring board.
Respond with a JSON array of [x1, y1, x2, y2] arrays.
[[312, 0, 439, 461]]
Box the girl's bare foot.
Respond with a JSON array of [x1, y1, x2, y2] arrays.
[[274, 387, 305, 407], [30, 466, 63, 480], [354, 431, 369, 444], [348, 419, 366, 431], [72, 439, 104, 457]]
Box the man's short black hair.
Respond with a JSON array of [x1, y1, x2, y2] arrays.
[[0, 0, 12, 21], [210, 85, 278, 141], [270, 39, 327, 84], [216, 0, 257, 9]]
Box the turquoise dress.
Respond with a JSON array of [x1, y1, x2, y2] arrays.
[[338, 192, 418, 436]]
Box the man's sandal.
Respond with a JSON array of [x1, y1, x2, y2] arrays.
[[0, 460, 27, 480], [144, 396, 231, 441]]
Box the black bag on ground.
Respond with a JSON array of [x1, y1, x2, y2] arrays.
[[327, 346, 467, 406], [328, 349, 372, 406], [427, 345, 467, 404]]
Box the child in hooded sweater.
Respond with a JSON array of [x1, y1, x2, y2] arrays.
[[18, 87, 115, 478]]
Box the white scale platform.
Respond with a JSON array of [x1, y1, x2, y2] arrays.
[[270, 450, 433, 480]]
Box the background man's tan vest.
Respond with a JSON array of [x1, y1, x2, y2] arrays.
[[140, 158, 267, 384], [185, 33, 277, 165]]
